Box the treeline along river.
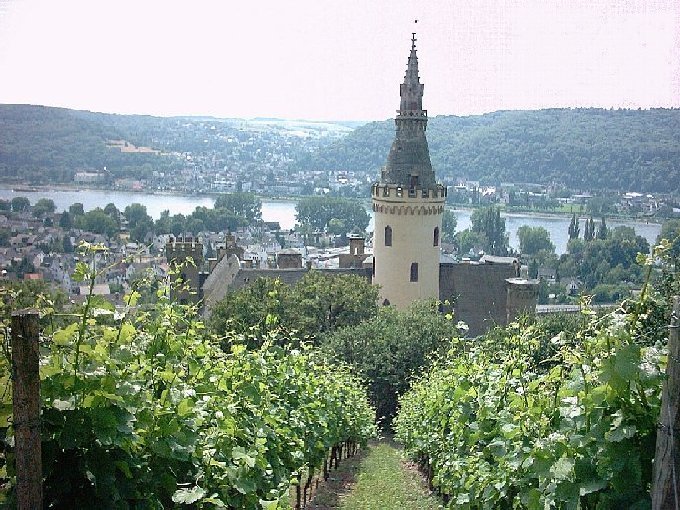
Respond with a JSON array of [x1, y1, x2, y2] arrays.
[[0, 188, 661, 255]]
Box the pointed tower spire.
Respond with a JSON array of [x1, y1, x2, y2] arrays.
[[380, 32, 435, 189], [400, 33, 424, 113]]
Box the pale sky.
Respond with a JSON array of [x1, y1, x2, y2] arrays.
[[0, 0, 678, 121]]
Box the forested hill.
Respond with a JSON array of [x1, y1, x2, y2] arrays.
[[0, 104, 180, 184], [298, 108, 680, 193], [1, 105, 679, 193]]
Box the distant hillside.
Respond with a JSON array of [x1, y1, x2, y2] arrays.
[[0, 105, 345, 185], [1, 105, 678, 193], [298, 108, 680, 193], [0, 104, 178, 184]]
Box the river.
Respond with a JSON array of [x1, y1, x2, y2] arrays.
[[0, 188, 661, 255]]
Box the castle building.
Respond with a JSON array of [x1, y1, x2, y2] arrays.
[[196, 32, 538, 336], [371, 33, 447, 308]]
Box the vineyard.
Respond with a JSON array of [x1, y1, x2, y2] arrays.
[[1, 241, 679, 509], [395, 255, 675, 509], [0, 248, 376, 509]]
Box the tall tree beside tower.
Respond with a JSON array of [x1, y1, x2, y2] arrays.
[[568, 213, 580, 240]]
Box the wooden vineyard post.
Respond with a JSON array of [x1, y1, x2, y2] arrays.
[[653, 297, 680, 510], [11, 309, 42, 510]]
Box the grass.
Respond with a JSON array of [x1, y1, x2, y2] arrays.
[[308, 439, 443, 510]]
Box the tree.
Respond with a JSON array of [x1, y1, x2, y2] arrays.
[[295, 197, 369, 235], [454, 229, 487, 256], [568, 213, 580, 240], [59, 211, 73, 229], [441, 209, 457, 243], [11, 196, 30, 212], [0, 228, 10, 247], [596, 216, 608, 240], [584, 216, 595, 241], [470, 206, 508, 255], [517, 225, 554, 256], [104, 203, 121, 227], [33, 198, 56, 217], [209, 278, 291, 346], [658, 219, 680, 261], [288, 271, 379, 340], [214, 192, 262, 224], [322, 300, 460, 426], [528, 258, 539, 279], [124, 203, 153, 242], [209, 272, 379, 346], [77, 208, 119, 238]]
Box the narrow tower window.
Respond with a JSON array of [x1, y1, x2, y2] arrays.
[[384, 226, 392, 247], [433, 227, 439, 246], [410, 262, 419, 282]]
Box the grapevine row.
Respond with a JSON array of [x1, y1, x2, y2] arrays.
[[2, 284, 376, 508], [395, 301, 665, 509]]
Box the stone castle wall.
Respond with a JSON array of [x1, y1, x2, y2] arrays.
[[439, 262, 517, 336]]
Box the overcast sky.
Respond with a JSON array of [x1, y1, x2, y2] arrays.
[[0, 0, 678, 121]]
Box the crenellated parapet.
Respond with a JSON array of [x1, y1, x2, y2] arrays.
[[371, 182, 447, 200], [372, 203, 445, 216], [165, 236, 203, 264]]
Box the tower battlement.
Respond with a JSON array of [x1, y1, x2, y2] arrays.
[[371, 182, 447, 201]]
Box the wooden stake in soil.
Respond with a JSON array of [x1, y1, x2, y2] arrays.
[[11, 309, 42, 510], [652, 297, 680, 510]]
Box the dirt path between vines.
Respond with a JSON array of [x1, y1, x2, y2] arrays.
[[306, 438, 443, 510]]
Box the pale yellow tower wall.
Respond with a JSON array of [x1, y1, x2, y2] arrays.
[[372, 185, 445, 308]]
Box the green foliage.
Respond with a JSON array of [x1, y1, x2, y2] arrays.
[[74, 208, 119, 238], [470, 206, 509, 255], [517, 226, 554, 256], [454, 229, 487, 257], [10, 196, 30, 213], [322, 301, 462, 427], [209, 272, 379, 346], [395, 295, 667, 509], [561, 226, 649, 290], [58, 210, 73, 229], [302, 108, 680, 193], [209, 278, 292, 347], [1, 245, 376, 508], [0, 105, 173, 184], [657, 219, 680, 262], [123, 203, 153, 242], [568, 213, 580, 240], [154, 199, 262, 236], [441, 209, 457, 243], [32, 198, 56, 218], [295, 197, 369, 237], [214, 193, 262, 224], [596, 216, 608, 240]]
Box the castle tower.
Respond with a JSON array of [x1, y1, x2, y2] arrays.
[[371, 33, 447, 308]]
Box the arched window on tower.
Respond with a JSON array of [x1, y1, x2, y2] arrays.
[[410, 262, 418, 282], [433, 226, 439, 246], [384, 225, 392, 247]]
